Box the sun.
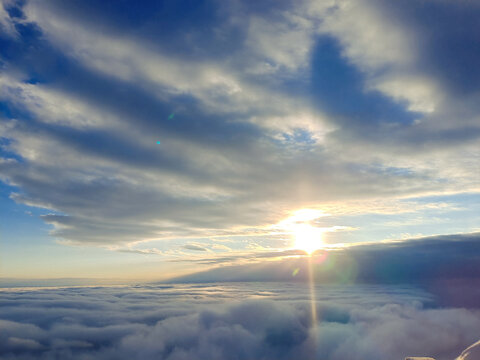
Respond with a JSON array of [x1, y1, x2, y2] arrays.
[[276, 208, 328, 254], [293, 223, 325, 254]]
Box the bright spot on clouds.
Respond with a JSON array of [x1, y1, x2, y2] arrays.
[[293, 223, 325, 254]]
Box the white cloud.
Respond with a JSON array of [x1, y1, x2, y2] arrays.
[[0, 283, 479, 359], [319, 0, 415, 70], [315, 0, 445, 116], [0, 74, 120, 129], [245, 14, 314, 73], [367, 73, 442, 114]]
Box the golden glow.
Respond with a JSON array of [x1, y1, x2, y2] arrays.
[[274, 208, 345, 254], [276, 208, 327, 254], [286, 208, 327, 223], [293, 224, 325, 254]]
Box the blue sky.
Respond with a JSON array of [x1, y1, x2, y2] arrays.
[[1, 0, 480, 281]]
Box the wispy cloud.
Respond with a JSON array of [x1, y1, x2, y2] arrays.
[[183, 244, 209, 252], [168, 233, 480, 296]]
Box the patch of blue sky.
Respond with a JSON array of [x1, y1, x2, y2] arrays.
[[282, 128, 317, 145], [374, 164, 416, 178], [0, 96, 45, 130], [0, 101, 13, 119], [0, 137, 24, 163], [23, 76, 45, 85], [0, 182, 64, 216], [404, 192, 480, 206], [0, 15, 42, 58], [322, 199, 480, 246], [272, 129, 318, 151], [343, 163, 417, 180], [310, 36, 422, 127], [0, 183, 54, 244]]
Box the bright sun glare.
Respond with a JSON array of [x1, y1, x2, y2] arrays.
[[294, 224, 325, 254], [278, 209, 327, 254]]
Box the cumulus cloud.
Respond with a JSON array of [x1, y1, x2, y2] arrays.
[[0, 283, 479, 360]]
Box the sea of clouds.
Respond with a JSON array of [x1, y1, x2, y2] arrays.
[[1, 282, 479, 360]]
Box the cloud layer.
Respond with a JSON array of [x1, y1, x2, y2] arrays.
[[170, 233, 480, 289], [1, 0, 479, 249], [1, 283, 480, 360]]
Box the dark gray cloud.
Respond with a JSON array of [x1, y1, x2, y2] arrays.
[[0, 283, 479, 360], [382, 0, 480, 96], [169, 233, 480, 308], [183, 244, 208, 252], [170, 249, 307, 265]]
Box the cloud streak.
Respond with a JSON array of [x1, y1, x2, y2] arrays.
[[167, 233, 480, 291]]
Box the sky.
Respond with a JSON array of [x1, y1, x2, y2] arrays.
[[1, 0, 480, 282]]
